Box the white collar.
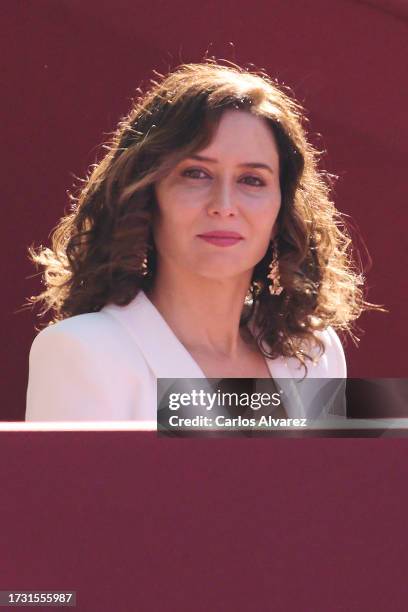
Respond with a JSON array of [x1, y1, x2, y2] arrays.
[[102, 289, 296, 377], [102, 290, 307, 417]]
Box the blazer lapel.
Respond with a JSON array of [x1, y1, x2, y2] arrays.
[[248, 317, 306, 418], [103, 290, 308, 418], [102, 290, 207, 379]]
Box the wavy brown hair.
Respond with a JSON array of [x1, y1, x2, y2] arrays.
[[27, 59, 383, 371]]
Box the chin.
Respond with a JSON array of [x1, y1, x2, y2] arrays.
[[193, 266, 249, 281]]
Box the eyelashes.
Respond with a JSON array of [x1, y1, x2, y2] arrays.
[[182, 168, 266, 187]]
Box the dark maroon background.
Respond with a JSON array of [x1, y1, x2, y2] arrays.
[[2, 432, 408, 611], [1, 1, 408, 609]]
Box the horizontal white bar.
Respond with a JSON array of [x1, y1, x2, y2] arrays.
[[0, 419, 407, 431]]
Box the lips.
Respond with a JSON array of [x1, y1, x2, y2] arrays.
[[197, 231, 244, 247], [198, 231, 243, 239]]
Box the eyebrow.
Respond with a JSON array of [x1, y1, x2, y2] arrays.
[[185, 154, 274, 175]]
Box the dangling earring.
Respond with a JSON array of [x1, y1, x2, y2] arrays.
[[139, 253, 149, 277], [141, 255, 148, 276], [267, 239, 283, 295]]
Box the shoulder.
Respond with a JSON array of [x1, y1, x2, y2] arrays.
[[285, 326, 347, 379], [31, 310, 118, 346], [28, 309, 150, 382], [310, 326, 347, 378], [26, 310, 151, 421]]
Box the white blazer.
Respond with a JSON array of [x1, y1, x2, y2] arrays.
[[26, 290, 347, 422]]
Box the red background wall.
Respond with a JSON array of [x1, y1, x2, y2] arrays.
[[3, 0, 408, 420], [1, 2, 408, 611]]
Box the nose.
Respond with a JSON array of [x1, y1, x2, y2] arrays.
[[206, 178, 238, 217]]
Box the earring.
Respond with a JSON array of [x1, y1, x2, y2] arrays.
[[267, 239, 283, 295], [139, 254, 149, 277]]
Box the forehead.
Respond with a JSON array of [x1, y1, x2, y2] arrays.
[[198, 109, 280, 163]]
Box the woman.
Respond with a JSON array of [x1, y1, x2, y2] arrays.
[[25, 60, 375, 422]]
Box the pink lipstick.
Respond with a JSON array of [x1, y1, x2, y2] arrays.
[[197, 231, 243, 247]]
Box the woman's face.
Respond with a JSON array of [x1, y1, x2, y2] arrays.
[[152, 109, 281, 282]]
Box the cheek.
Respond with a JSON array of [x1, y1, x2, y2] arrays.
[[250, 196, 280, 227], [159, 192, 202, 229], [153, 200, 196, 252]]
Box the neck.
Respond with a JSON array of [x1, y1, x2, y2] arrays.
[[145, 270, 254, 359]]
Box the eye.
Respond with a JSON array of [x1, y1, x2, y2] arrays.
[[241, 175, 265, 187], [182, 168, 209, 179], [181, 168, 266, 187]]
